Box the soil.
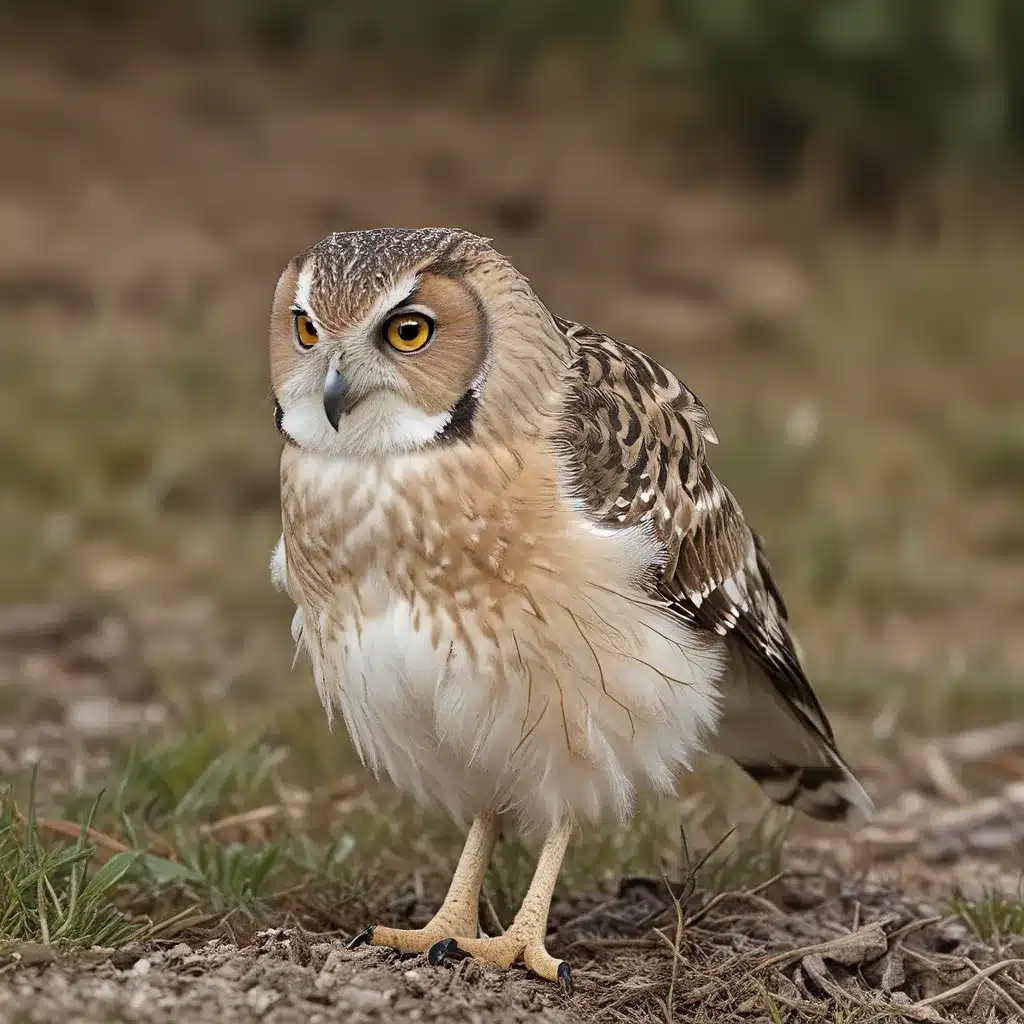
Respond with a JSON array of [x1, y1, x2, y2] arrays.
[[2, 872, 1020, 1023]]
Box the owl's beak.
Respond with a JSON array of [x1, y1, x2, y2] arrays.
[[323, 365, 356, 430]]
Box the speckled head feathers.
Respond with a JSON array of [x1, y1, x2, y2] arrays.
[[299, 227, 502, 330]]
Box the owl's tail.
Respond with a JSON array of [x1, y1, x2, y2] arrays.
[[711, 652, 873, 823]]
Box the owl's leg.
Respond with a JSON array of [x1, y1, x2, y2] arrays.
[[427, 818, 574, 993], [348, 812, 498, 955]]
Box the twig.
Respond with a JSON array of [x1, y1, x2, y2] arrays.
[[35, 818, 132, 859], [888, 915, 944, 944], [965, 957, 1024, 1016], [910, 958, 1024, 1010], [200, 805, 285, 836], [759, 922, 887, 971]]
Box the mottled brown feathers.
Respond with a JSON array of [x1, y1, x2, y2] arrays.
[[271, 227, 871, 826], [554, 318, 864, 816]]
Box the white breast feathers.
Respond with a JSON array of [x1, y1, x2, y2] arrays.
[[278, 446, 725, 833]]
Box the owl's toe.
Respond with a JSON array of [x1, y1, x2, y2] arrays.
[[346, 925, 375, 950]]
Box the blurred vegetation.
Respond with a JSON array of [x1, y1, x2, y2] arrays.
[[6, 0, 1024, 213]]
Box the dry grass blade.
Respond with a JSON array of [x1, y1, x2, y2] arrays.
[[34, 819, 133, 861], [199, 805, 286, 836], [553, 896, 619, 938], [888, 916, 945, 944], [759, 922, 888, 970], [684, 885, 786, 930], [481, 886, 505, 936], [632, 827, 737, 934], [942, 722, 1024, 761], [143, 906, 212, 940], [800, 953, 870, 1008], [918, 741, 971, 804], [966, 957, 1024, 1017], [658, 867, 686, 1022], [910, 958, 1024, 1010]]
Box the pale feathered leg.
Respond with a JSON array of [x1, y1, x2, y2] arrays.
[[428, 818, 574, 993], [349, 812, 498, 954]]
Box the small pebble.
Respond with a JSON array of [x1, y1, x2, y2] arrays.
[[66, 696, 120, 737]]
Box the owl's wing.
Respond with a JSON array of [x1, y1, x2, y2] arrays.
[[554, 318, 871, 823]]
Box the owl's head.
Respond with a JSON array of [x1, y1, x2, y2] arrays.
[[269, 227, 562, 458]]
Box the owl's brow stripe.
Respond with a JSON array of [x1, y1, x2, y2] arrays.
[[385, 285, 421, 314]]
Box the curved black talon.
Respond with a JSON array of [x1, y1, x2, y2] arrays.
[[557, 961, 574, 997], [427, 938, 463, 966], [347, 925, 375, 950]]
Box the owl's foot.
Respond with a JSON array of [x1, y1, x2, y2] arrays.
[[427, 926, 572, 993], [426, 818, 574, 993], [348, 919, 474, 957], [346, 813, 499, 957]]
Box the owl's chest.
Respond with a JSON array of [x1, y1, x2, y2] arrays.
[[276, 446, 726, 826], [279, 447, 543, 657]]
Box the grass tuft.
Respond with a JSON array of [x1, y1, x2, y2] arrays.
[[0, 771, 149, 950], [950, 882, 1024, 946], [693, 810, 790, 894], [953, 415, 1024, 492]]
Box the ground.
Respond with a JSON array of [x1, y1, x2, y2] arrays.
[[0, 39, 1022, 1024]]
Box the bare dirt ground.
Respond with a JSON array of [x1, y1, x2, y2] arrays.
[[2, 871, 1021, 1022], [1, 39, 1023, 1024]]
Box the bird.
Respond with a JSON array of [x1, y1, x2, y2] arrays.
[[268, 227, 872, 991]]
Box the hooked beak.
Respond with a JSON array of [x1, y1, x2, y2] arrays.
[[323, 364, 357, 430]]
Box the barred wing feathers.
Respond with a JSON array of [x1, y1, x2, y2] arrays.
[[555, 317, 871, 823]]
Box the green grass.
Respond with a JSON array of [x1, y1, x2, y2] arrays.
[[814, 660, 1024, 737], [0, 711, 803, 949], [0, 775, 148, 950], [950, 882, 1024, 946], [951, 414, 1024, 492]]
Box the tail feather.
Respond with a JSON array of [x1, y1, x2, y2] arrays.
[[737, 754, 873, 823], [712, 650, 873, 824]]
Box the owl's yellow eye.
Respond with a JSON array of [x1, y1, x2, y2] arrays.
[[384, 311, 434, 353], [293, 312, 319, 349]]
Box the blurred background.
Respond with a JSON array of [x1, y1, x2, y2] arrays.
[[1, 0, 1023, 930]]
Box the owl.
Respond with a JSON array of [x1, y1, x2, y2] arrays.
[[268, 228, 871, 992]]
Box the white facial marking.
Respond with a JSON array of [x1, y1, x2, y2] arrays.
[[281, 390, 452, 457], [281, 268, 450, 457], [358, 273, 419, 335], [294, 263, 316, 321]]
